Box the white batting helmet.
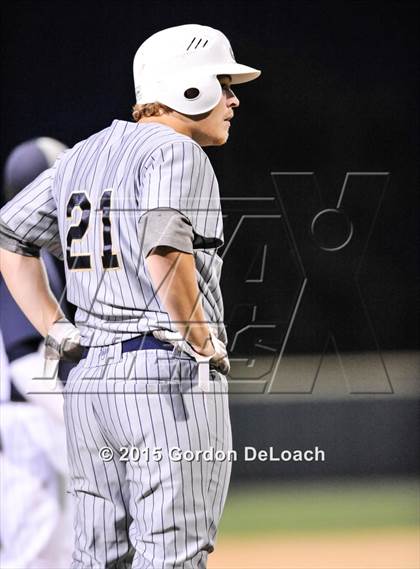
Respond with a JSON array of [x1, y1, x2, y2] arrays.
[[133, 24, 261, 115]]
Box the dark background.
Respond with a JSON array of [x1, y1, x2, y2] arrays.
[[1, 0, 419, 480], [1, 0, 418, 352]]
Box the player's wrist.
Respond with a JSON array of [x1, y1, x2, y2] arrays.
[[45, 318, 83, 362], [187, 333, 215, 357]]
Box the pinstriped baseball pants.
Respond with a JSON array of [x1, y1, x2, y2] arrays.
[[63, 343, 232, 569]]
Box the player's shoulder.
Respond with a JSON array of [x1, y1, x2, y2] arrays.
[[134, 121, 201, 152], [75, 119, 199, 153], [54, 122, 118, 166], [56, 120, 209, 175], [135, 122, 208, 171]]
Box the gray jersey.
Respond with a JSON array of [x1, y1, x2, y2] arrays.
[[0, 121, 226, 347], [0, 119, 232, 568]]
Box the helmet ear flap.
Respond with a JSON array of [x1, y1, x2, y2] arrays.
[[141, 74, 223, 115]]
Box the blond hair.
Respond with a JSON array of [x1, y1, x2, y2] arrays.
[[132, 102, 173, 122]]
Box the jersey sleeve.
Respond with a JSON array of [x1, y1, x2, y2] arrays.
[[138, 208, 194, 257], [139, 141, 224, 249], [0, 168, 63, 259]]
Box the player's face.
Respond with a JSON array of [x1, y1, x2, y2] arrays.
[[184, 76, 240, 147]]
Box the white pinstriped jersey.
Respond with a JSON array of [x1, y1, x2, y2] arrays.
[[0, 121, 226, 347]]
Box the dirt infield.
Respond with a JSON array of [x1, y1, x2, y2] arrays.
[[208, 527, 419, 569]]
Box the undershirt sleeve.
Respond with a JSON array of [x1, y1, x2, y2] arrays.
[[139, 208, 194, 257], [0, 218, 41, 257]]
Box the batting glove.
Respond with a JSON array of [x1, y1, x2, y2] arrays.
[[152, 328, 230, 390], [44, 318, 83, 362], [207, 331, 230, 375]]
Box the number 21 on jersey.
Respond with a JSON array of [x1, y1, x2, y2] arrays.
[[66, 189, 120, 271]]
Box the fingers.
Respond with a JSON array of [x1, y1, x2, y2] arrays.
[[45, 319, 82, 362]]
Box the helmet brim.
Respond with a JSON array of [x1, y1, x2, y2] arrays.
[[208, 63, 261, 84]]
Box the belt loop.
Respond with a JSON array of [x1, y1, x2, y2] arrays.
[[114, 341, 123, 361], [197, 361, 210, 392]]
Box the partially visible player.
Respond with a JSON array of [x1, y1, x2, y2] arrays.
[[0, 138, 73, 569], [3, 137, 67, 203], [0, 332, 70, 569], [0, 25, 260, 568]]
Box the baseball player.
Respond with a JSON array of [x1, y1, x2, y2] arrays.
[[0, 138, 73, 568], [0, 24, 260, 568]]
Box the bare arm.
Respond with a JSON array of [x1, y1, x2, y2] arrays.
[[146, 246, 214, 356], [0, 248, 63, 337]]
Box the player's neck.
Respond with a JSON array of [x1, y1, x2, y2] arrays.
[[137, 115, 195, 141]]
